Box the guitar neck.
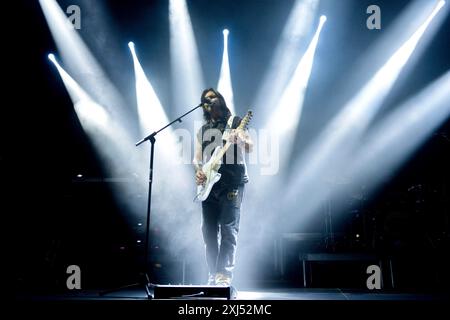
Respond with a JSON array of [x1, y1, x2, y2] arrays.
[[211, 126, 245, 168], [209, 112, 251, 168]]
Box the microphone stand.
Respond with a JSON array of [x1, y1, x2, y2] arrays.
[[101, 103, 204, 299]]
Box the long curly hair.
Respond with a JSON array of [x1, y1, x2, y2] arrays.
[[200, 88, 232, 122]]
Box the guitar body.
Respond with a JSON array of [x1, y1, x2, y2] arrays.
[[194, 110, 253, 202], [195, 146, 222, 202]]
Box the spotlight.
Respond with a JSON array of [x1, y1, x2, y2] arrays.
[[438, 0, 445, 8], [169, 0, 204, 111], [217, 26, 235, 113], [39, 0, 126, 122], [284, 0, 447, 219], [128, 38, 172, 134], [320, 15, 327, 23], [268, 16, 326, 135], [348, 70, 450, 206], [76, 174, 83, 178], [137, 240, 141, 243], [48, 53, 55, 62], [252, 0, 320, 125]]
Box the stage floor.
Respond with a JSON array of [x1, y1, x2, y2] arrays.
[[16, 287, 449, 301]]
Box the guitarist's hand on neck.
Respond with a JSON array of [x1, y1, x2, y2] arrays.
[[228, 129, 243, 144], [228, 129, 254, 153]]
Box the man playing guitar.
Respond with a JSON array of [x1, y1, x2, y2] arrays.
[[193, 88, 253, 286]]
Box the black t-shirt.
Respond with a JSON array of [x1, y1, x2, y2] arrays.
[[197, 116, 248, 186]]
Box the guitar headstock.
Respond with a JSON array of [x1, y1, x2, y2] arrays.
[[238, 110, 253, 130]]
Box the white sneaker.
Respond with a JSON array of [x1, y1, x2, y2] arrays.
[[215, 273, 231, 286]]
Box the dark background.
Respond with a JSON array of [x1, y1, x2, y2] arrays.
[[8, 0, 450, 291]]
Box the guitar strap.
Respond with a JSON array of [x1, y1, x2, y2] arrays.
[[222, 115, 237, 142], [226, 115, 236, 130]]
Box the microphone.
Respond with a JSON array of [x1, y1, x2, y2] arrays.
[[201, 98, 217, 111], [200, 102, 212, 111]]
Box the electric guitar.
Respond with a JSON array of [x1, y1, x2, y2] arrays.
[[194, 110, 253, 202]]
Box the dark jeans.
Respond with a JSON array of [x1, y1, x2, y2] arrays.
[[201, 182, 245, 278]]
